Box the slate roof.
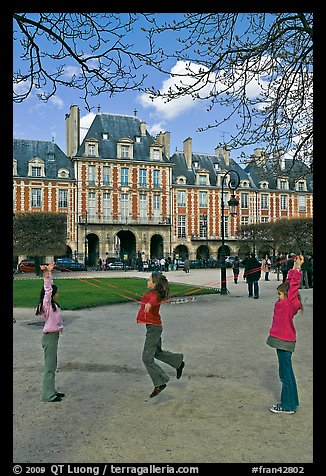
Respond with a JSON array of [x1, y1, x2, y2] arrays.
[[13, 139, 74, 180], [75, 113, 170, 162], [171, 151, 248, 187], [244, 158, 313, 192]]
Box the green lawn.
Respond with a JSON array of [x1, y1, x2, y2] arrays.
[[13, 276, 219, 310]]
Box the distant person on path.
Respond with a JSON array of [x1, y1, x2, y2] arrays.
[[36, 262, 64, 403], [262, 254, 272, 281], [232, 256, 240, 284], [183, 258, 190, 273], [299, 252, 310, 289], [266, 255, 304, 414], [136, 271, 185, 398], [243, 253, 261, 299]]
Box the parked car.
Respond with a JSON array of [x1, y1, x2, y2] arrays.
[[175, 259, 184, 269], [55, 258, 87, 272], [225, 256, 235, 267], [106, 261, 124, 270], [17, 259, 36, 273], [17, 259, 49, 273]]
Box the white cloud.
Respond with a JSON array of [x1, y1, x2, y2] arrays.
[[62, 65, 81, 79], [49, 95, 64, 109], [80, 112, 96, 141]]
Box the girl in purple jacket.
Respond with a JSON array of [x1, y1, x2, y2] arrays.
[[266, 255, 304, 414], [36, 262, 64, 402]]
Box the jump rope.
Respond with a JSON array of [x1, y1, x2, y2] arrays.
[[54, 256, 296, 306]]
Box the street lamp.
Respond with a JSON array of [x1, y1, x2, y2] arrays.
[[220, 170, 240, 295]]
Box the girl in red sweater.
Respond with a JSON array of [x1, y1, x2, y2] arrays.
[[137, 271, 185, 398], [266, 255, 304, 414]]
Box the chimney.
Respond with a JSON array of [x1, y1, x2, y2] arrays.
[[65, 105, 80, 158], [183, 137, 192, 169], [161, 131, 171, 159], [215, 145, 230, 165], [254, 147, 266, 169], [140, 121, 147, 136]]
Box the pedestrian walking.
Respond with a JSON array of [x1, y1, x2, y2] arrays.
[[36, 262, 64, 403], [183, 258, 190, 273], [299, 252, 310, 289], [243, 253, 261, 299], [262, 254, 272, 281], [232, 256, 240, 283], [136, 271, 185, 398], [266, 255, 304, 414]]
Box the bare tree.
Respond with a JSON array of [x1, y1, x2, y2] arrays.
[[13, 13, 313, 169]]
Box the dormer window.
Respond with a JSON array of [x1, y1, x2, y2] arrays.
[[58, 168, 69, 178], [193, 161, 199, 169], [214, 163, 219, 171], [86, 140, 99, 157], [176, 176, 187, 184], [102, 133, 109, 140], [296, 180, 307, 192], [259, 181, 269, 189], [28, 157, 45, 177], [150, 144, 163, 161], [278, 178, 289, 190], [117, 138, 133, 160], [240, 180, 249, 187]]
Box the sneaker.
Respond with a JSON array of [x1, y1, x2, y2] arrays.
[[248, 295, 253, 298], [269, 403, 295, 414], [150, 384, 166, 398], [254, 296, 259, 299], [176, 361, 185, 379]]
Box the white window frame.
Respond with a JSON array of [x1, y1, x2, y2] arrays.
[[241, 192, 249, 209], [103, 166, 110, 185], [31, 188, 42, 208], [153, 194, 160, 218], [120, 193, 129, 219], [121, 167, 129, 186], [199, 191, 207, 207], [88, 191, 96, 221], [102, 192, 111, 220], [58, 189, 68, 208], [177, 190, 186, 206], [177, 215, 186, 238], [139, 169, 147, 187], [88, 165, 96, 185], [139, 194, 147, 218]]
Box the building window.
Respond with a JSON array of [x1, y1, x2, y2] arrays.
[[279, 179, 288, 190], [31, 166, 42, 177], [200, 215, 208, 238], [58, 189, 68, 208], [261, 194, 269, 210], [298, 195, 306, 212], [139, 169, 147, 187], [280, 194, 288, 211], [31, 188, 42, 207], [103, 166, 110, 185], [121, 193, 129, 219], [121, 145, 130, 158], [198, 175, 207, 186], [58, 168, 69, 178], [297, 180, 306, 191], [88, 143, 96, 156], [177, 190, 186, 206], [199, 191, 207, 207], [88, 165, 95, 185], [153, 170, 160, 187], [88, 192, 96, 220], [102, 133, 109, 140], [177, 215, 186, 238], [241, 193, 249, 209], [103, 192, 111, 220], [139, 194, 147, 218], [121, 167, 129, 186], [241, 216, 249, 226], [223, 216, 229, 238], [261, 217, 269, 223], [153, 195, 160, 217], [153, 148, 160, 160]]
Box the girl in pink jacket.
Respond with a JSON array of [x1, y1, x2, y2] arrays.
[[36, 262, 64, 402], [266, 255, 304, 414]]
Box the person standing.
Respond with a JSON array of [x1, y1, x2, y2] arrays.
[[266, 255, 304, 414], [36, 262, 64, 403], [243, 253, 261, 299], [299, 252, 310, 289], [262, 254, 272, 281], [136, 271, 185, 398], [232, 256, 240, 283], [183, 258, 190, 273]]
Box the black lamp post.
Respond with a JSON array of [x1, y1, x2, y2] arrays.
[[220, 170, 240, 295]]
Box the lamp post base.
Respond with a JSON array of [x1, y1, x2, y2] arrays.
[[220, 265, 228, 295]]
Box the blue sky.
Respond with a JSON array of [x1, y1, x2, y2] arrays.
[[12, 13, 278, 164]]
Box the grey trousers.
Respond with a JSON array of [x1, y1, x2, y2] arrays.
[[142, 324, 183, 387], [40, 332, 59, 402]]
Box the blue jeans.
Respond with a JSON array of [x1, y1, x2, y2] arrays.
[[276, 349, 299, 411], [247, 281, 259, 297]]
